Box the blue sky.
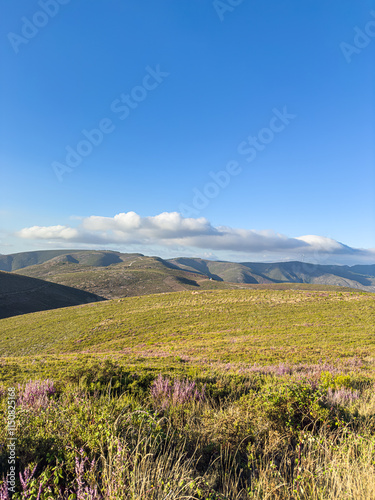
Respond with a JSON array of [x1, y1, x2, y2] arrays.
[[1, 0, 374, 264]]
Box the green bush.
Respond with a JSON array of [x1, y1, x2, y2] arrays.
[[64, 359, 154, 396], [260, 382, 330, 432], [320, 371, 353, 390]]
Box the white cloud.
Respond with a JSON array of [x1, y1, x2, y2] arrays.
[[15, 211, 375, 263], [17, 225, 79, 240]]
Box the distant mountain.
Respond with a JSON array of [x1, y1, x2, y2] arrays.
[[168, 259, 375, 292], [0, 250, 372, 317], [0, 271, 105, 319], [0, 250, 144, 272], [11, 252, 235, 299]]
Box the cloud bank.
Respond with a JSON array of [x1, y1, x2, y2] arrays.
[[16, 211, 375, 263]]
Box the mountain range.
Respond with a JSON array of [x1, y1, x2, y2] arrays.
[[0, 249, 374, 319]]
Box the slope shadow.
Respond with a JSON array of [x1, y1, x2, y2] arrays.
[[0, 272, 106, 319], [169, 258, 223, 281]]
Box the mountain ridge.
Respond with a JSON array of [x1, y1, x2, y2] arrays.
[[0, 250, 373, 320], [2, 250, 374, 294]]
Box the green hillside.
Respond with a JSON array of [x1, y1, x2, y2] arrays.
[[13, 255, 235, 299], [1, 288, 374, 367], [12, 251, 368, 301], [0, 250, 372, 301], [1, 288, 375, 499], [0, 249, 143, 272]]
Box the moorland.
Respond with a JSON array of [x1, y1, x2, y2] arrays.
[[0, 250, 375, 498]]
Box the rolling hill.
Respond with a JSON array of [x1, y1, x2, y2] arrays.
[[0, 271, 105, 319], [0, 250, 372, 320], [1, 287, 374, 500], [2, 286, 374, 499], [0, 249, 143, 272], [0, 288, 374, 367], [10, 250, 368, 302], [11, 252, 235, 299], [5, 250, 375, 294]]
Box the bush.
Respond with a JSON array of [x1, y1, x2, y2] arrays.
[[320, 371, 353, 390], [65, 360, 154, 396], [260, 382, 329, 432]]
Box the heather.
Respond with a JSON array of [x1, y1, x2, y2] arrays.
[[0, 360, 375, 499], [0, 288, 374, 498]]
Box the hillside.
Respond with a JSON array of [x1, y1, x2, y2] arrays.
[[0, 271, 105, 319], [12, 253, 236, 299], [1, 288, 374, 366], [2, 288, 375, 499], [11, 252, 361, 301], [168, 258, 375, 292], [0, 249, 143, 272], [4, 250, 371, 301]]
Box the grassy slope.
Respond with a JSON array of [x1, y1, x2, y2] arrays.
[[2, 296, 375, 499], [3, 259, 375, 498], [1, 289, 374, 367], [14, 254, 364, 300], [7, 250, 375, 293], [0, 249, 144, 272], [13, 255, 236, 299]]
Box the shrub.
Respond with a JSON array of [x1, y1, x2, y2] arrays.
[[65, 360, 155, 397], [320, 371, 353, 390], [260, 382, 329, 432], [66, 360, 131, 394]]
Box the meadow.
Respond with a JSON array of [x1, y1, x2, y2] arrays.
[[1, 288, 375, 499]]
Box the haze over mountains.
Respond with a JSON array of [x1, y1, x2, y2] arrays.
[[169, 258, 375, 291], [0, 249, 374, 319]]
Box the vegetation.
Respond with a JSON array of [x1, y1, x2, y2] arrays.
[[1, 364, 375, 499], [2, 250, 373, 322], [1, 289, 374, 363], [0, 288, 374, 498], [12, 254, 235, 300], [7, 250, 375, 298], [0, 250, 139, 272]]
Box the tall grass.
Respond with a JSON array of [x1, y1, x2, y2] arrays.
[[1, 368, 375, 499]]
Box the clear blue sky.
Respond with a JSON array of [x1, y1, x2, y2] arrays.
[[1, 0, 374, 263]]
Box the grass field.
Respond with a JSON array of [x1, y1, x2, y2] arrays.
[[1, 288, 374, 363], [1, 288, 375, 499]]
